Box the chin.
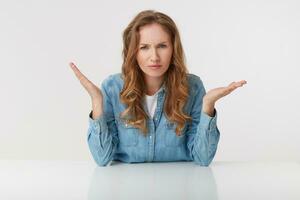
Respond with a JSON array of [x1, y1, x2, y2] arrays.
[[141, 67, 169, 78], [144, 71, 166, 78]]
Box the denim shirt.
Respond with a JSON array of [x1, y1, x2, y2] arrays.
[[87, 73, 220, 166]]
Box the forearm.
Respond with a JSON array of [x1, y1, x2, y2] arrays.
[[190, 107, 220, 166], [192, 117, 220, 166], [91, 98, 103, 119], [87, 113, 116, 166], [88, 130, 115, 166]]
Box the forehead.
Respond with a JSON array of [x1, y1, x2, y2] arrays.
[[138, 23, 171, 44]]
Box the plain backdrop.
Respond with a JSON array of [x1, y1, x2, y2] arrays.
[[0, 0, 299, 162]]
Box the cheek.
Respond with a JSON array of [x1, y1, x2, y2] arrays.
[[136, 52, 147, 64], [161, 50, 172, 61]]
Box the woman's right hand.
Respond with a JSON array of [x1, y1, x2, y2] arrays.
[[69, 62, 103, 119]]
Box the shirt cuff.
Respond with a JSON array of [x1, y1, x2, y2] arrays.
[[199, 108, 218, 131], [88, 110, 107, 134]]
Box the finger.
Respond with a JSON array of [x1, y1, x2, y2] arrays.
[[69, 62, 97, 94], [228, 80, 247, 88], [69, 62, 89, 83], [227, 80, 247, 93], [240, 80, 247, 84], [235, 80, 247, 87]]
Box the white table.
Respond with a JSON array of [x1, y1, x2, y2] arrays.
[[0, 160, 299, 200]]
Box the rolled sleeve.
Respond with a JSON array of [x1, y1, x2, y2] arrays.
[[186, 75, 221, 166], [199, 109, 218, 131], [88, 110, 108, 135]]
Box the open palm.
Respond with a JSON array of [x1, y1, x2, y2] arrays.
[[69, 62, 103, 100], [203, 80, 247, 104]]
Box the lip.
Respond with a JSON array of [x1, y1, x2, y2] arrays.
[[148, 64, 162, 68]]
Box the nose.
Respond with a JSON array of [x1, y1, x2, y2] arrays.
[[150, 48, 160, 63]]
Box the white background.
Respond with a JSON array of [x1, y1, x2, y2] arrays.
[[1, 0, 299, 162]]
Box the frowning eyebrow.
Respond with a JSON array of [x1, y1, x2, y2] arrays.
[[139, 41, 168, 45]]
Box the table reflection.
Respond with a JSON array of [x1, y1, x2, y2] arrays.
[[88, 161, 218, 200]]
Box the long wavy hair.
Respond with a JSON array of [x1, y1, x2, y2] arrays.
[[119, 10, 192, 136]]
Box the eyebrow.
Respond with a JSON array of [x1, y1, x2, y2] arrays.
[[139, 41, 168, 45]]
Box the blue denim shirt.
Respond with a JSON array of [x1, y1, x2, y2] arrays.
[[87, 73, 220, 166]]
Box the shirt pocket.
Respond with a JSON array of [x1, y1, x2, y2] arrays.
[[164, 122, 187, 147], [116, 118, 139, 147]]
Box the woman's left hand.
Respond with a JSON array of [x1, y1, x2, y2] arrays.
[[202, 80, 247, 116]]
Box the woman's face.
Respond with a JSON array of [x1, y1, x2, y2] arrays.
[[136, 23, 173, 80]]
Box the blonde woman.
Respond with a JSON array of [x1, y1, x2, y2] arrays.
[[70, 10, 246, 166]]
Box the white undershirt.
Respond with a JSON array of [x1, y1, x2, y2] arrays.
[[143, 87, 163, 119]]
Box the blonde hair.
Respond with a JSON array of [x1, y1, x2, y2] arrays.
[[120, 10, 192, 136]]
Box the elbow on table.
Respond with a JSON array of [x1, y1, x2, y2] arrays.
[[89, 148, 111, 167], [198, 162, 211, 167], [193, 157, 213, 167], [94, 157, 110, 167], [87, 140, 112, 167]]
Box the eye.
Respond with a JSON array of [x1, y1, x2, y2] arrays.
[[140, 46, 148, 50], [159, 44, 167, 48]]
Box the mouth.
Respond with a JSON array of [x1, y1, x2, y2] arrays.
[[148, 64, 162, 69]]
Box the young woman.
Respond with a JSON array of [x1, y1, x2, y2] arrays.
[[70, 10, 246, 166]]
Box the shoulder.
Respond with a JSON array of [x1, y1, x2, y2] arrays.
[[186, 73, 205, 94], [101, 73, 122, 85], [100, 73, 123, 93]]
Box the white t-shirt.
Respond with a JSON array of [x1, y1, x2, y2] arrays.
[[143, 87, 163, 119]]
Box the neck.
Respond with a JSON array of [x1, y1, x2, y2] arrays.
[[144, 75, 164, 96]]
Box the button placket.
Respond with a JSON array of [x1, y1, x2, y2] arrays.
[[94, 123, 100, 132], [147, 122, 155, 162]]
